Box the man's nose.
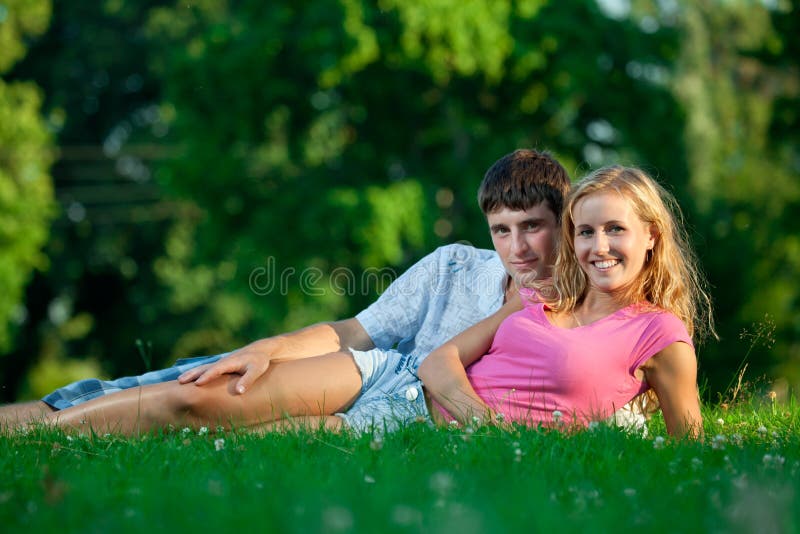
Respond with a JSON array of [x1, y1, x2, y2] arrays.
[[510, 231, 529, 255]]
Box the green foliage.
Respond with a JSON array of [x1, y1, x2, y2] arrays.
[[1, 0, 799, 400], [0, 0, 54, 352], [671, 0, 800, 388]]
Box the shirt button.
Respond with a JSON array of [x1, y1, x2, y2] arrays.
[[405, 386, 419, 402]]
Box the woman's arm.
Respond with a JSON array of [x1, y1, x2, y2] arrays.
[[640, 341, 703, 438], [418, 296, 522, 424]]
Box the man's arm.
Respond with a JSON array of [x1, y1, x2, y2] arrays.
[[418, 298, 521, 424], [178, 318, 374, 393]]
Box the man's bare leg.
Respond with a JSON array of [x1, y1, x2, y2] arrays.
[[0, 401, 55, 428], [44, 351, 362, 435]]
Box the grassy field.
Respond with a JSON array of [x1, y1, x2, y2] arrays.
[[1, 394, 797, 533]]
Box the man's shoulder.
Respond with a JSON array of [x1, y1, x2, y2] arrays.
[[433, 243, 498, 266]]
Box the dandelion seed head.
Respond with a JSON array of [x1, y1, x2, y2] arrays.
[[653, 436, 665, 449], [214, 438, 225, 451], [716, 418, 725, 425]]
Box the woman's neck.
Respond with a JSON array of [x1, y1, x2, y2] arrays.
[[576, 289, 638, 319]]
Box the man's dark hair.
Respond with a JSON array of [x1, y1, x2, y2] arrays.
[[478, 149, 571, 220]]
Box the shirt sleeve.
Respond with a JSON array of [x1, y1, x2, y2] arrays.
[[355, 247, 443, 350], [628, 312, 694, 373]]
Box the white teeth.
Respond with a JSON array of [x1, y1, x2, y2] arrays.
[[594, 260, 619, 269]]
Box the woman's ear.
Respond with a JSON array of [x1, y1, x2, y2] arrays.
[[647, 224, 659, 250]]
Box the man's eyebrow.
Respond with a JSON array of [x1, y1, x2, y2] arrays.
[[489, 223, 509, 231], [520, 217, 545, 224]]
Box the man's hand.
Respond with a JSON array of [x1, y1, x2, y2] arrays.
[[178, 339, 276, 394], [177, 318, 374, 394]]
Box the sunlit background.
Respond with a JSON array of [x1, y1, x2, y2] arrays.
[[1, 0, 797, 403]]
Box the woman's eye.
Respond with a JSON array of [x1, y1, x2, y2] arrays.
[[577, 229, 593, 237]]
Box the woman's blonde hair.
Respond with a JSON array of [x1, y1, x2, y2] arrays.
[[541, 165, 715, 342]]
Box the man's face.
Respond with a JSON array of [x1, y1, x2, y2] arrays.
[[487, 202, 559, 283]]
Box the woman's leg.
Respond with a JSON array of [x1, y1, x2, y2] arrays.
[[44, 351, 362, 435]]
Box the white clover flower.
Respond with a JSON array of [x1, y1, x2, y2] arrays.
[[552, 410, 563, 423], [369, 436, 384, 451], [495, 412, 505, 423], [653, 436, 665, 449], [623, 488, 637, 497], [471, 415, 481, 425], [214, 438, 225, 451], [364, 475, 376, 484], [448, 420, 459, 428], [216, 426, 225, 434], [588, 421, 600, 431], [716, 418, 725, 426], [198, 426, 209, 436], [691, 457, 702, 470], [66, 436, 74, 442], [181, 427, 192, 435], [712, 434, 726, 450], [756, 425, 768, 434]]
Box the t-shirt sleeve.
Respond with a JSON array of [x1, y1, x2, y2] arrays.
[[629, 312, 694, 373], [355, 247, 442, 350]]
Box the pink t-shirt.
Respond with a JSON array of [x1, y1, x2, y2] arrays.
[[461, 294, 693, 427]]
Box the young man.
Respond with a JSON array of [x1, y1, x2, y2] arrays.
[[1, 149, 569, 424]]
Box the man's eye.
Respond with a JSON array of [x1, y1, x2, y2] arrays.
[[525, 222, 540, 231], [492, 228, 509, 235]]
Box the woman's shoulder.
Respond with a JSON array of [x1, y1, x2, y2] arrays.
[[625, 305, 693, 346]]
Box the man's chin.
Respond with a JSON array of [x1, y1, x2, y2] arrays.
[[509, 268, 541, 286]]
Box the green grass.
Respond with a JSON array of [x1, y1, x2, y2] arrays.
[[2, 396, 798, 533]]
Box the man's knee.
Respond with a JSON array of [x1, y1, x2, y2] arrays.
[[162, 381, 230, 421]]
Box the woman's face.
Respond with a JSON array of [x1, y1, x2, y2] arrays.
[[572, 191, 656, 295]]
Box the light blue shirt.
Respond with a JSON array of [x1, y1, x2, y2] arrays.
[[356, 244, 507, 361]]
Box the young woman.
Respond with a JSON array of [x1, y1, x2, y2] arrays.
[[420, 165, 714, 437], [36, 166, 713, 437]]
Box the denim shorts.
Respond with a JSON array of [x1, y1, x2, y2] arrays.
[[41, 354, 229, 410], [336, 348, 429, 433]]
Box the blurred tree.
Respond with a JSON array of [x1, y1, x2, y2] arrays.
[[3, 0, 798, 402], [3, 1, 179, 400], [0, 1, 55, 356], [143, 0, 685, 360], [670, 0, 800, 394]]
